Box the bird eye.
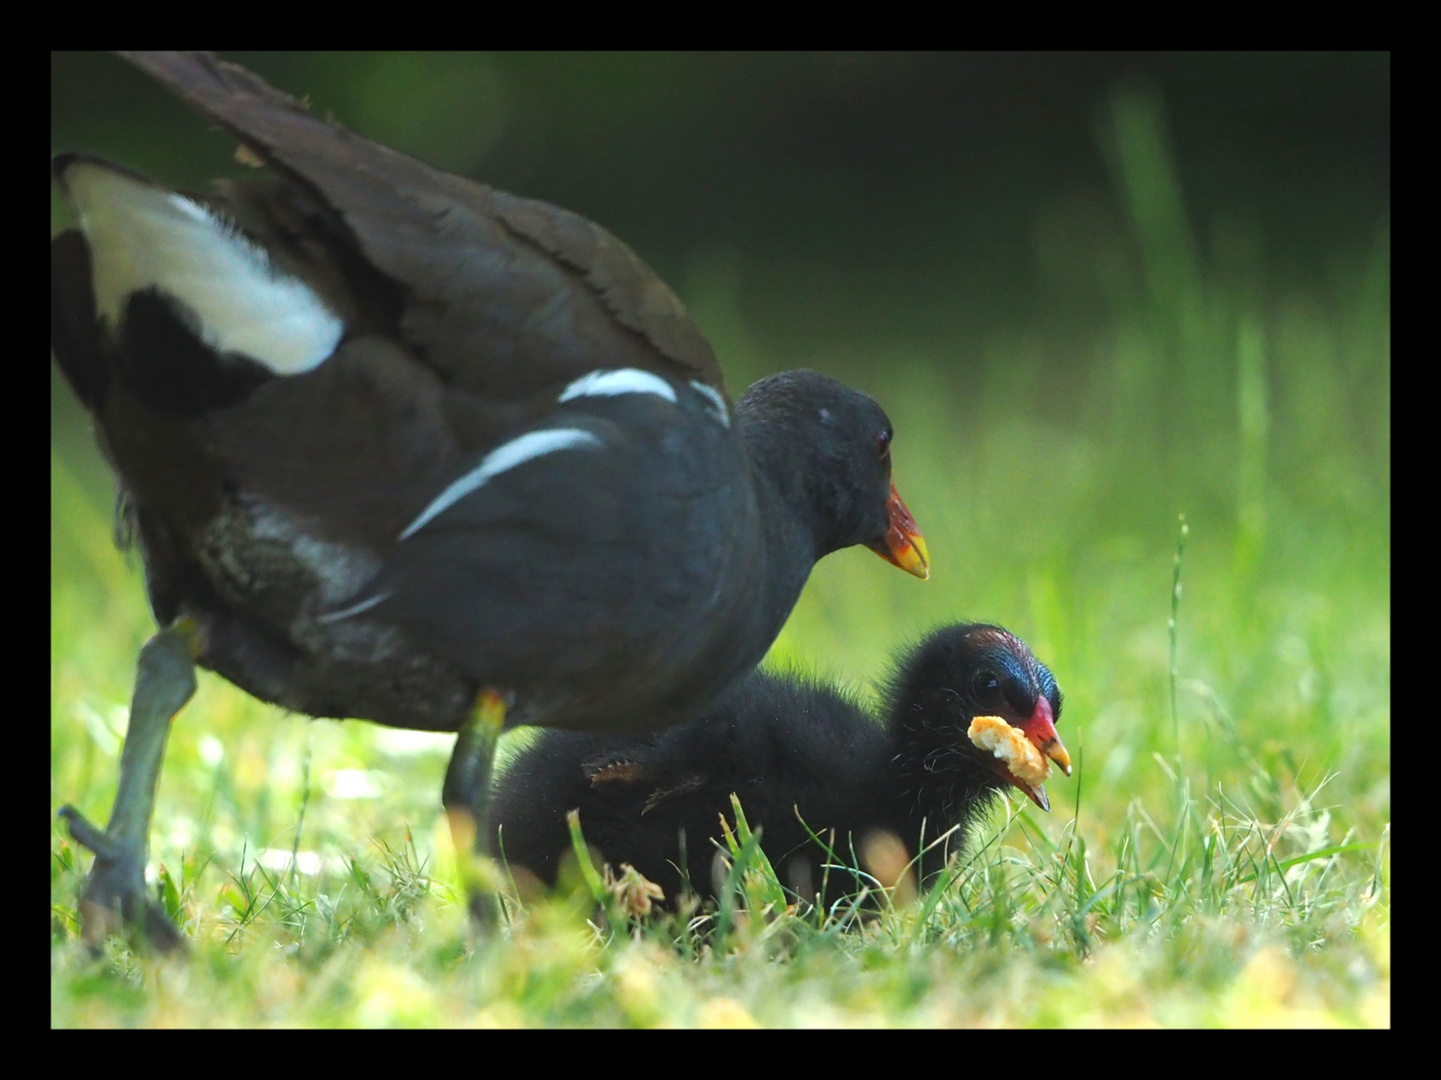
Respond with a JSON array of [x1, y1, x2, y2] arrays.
[[875, 430, 892, 460], [971, 670, 1001, 706]]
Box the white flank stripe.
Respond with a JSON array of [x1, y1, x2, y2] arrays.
[[399, 428, 603, 540], [689, 380, 731, 428], [64, 160, 344, 375], [559, 368, 677, 405], [317, 591, 389, 624]]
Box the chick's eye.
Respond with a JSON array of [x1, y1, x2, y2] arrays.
[[875, 430, 892, 459], [971, 670, 1001, 706]]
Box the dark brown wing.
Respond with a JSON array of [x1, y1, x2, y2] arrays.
[[117, 51, 727, 399]]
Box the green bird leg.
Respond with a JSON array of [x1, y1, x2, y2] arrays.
[[442, 689, 509, 927], [59, 619, 201, 953]]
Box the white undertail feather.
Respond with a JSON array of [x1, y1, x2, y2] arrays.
[[63, 160, 344, 375]]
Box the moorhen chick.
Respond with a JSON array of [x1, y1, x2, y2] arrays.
[[491, 623, 1070, 909], [50, 52, 929, 947]]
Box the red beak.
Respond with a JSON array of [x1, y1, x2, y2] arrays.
[[985, 697, 1072, 812], [866, 483, 929, 579], [1019, 696, 1071, 777]]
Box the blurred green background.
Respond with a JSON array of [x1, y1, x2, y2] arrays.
[[51, 53, 1388, 1022]]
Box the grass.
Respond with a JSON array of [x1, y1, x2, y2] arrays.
[[50, 87, 1389, 1026]]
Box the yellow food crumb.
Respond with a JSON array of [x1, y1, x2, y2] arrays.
[[967, 715, 1051, 785]]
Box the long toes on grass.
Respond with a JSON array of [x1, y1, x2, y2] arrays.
[[59, 806, 185, 955]]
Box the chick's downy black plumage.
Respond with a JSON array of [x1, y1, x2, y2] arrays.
[[492, 624, 1070, 907]]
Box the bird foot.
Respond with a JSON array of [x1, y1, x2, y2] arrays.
[[58, 805, 184, 955]]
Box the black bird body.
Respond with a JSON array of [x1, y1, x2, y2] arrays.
[[492, 624, 1070, 907], [50, 52, 928, 944], [51, 53, 927, 737]]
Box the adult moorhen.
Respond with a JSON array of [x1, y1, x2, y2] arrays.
[[491, 623, 1070, 910], [51, 52, 929, 948]]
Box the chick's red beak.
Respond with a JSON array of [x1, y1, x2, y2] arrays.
[[867, 483, 929, 579], [984, 697, 1072, 813], [1019, 696, 1071, 776]]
